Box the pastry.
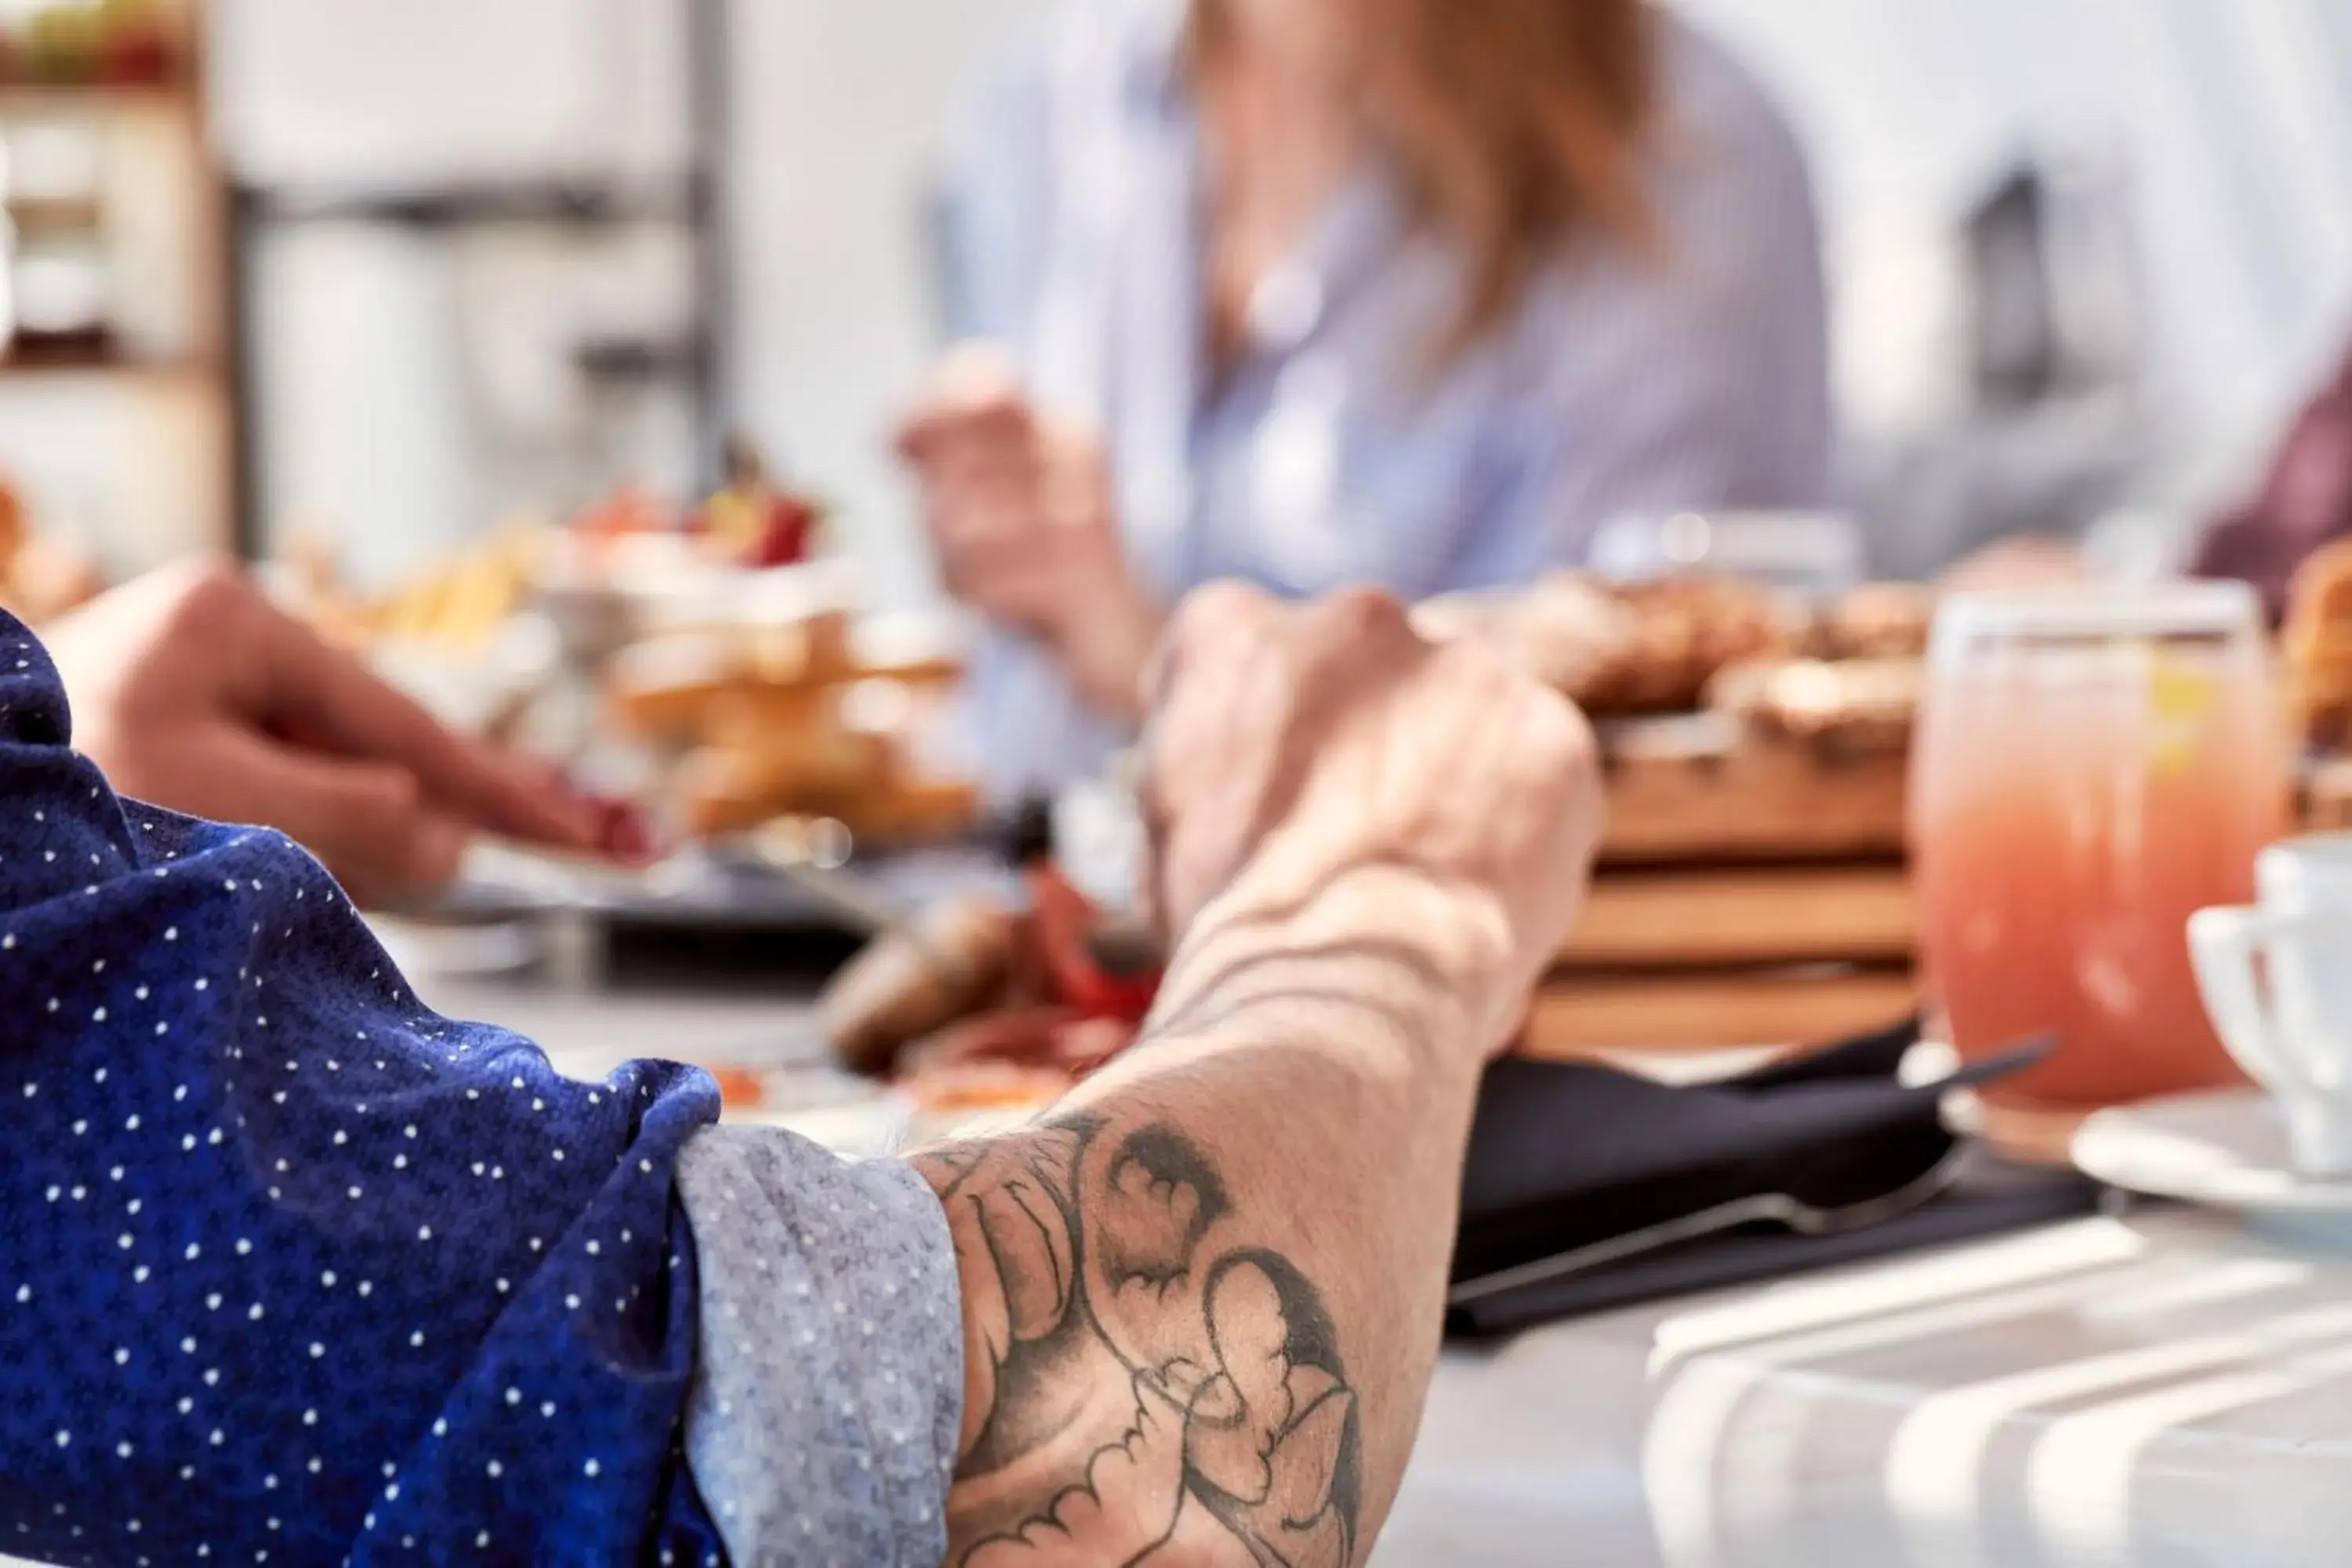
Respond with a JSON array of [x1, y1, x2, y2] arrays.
[[1708, 657, 1922, 753], [1810, 583, 1937, 662], [673, 728, 891, 837], [2285, 540, 2352, 750]]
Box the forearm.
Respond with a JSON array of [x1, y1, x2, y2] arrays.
[[914, 909, 1488, 1566], [1050, 578, 1162, 725]]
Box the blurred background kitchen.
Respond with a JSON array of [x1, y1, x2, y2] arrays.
[[6, 0, 2350, 603]]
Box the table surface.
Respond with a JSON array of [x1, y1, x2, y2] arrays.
[[413, 972, 2352, 1568], [16, 971, 2328, 1568]]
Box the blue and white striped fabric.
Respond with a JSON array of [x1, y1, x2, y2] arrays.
[[940, 0, 1832, 797]]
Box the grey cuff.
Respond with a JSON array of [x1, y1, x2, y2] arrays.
[[675, 1124, 964, 1567]]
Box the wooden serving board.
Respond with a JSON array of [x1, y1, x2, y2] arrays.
[[1601, 724, 1910, 865], [1522, 966, 1917, 1058], [1562, 863, 1915, 969]]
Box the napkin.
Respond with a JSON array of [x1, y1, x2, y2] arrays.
[[1446, 1018, 2104, 1338]]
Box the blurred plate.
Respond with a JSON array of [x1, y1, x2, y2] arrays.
[[2074, 1088, 2352, 1224], [720, 1065, 918, 1159], [717, 1062, 1057, 1156], [372, 913, 546, 980], [443, 840, 1018, 934]]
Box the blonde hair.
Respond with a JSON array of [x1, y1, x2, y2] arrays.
[[1196, 0, 1661, 364]]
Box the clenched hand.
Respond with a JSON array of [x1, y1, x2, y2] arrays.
[[1142, 582, 1606, 1058]]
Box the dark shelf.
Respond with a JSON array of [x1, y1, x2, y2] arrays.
[[0, 80, 194, 113], [241, 179, 699, 231], [572, 336, 703, 386], [0, 340, 218, 383], [227, 0, 735, 557], [6, 192, 106, 231]]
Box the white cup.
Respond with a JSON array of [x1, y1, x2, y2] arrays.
[[2190, 834, 2352, 1176]]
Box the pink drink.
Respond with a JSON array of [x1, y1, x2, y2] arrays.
[[1913, 586, 2288, 1107]]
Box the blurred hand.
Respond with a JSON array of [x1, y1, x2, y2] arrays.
[[45, 560, 602, 907], [1140, 583, 1606, 1058], [897, 346, 1162, 719]]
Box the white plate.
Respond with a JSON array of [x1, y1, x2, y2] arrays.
[[2073, 1088, 2352, 1214]]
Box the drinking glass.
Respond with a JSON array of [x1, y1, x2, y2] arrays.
[[1912, 583, 2288, 1107]]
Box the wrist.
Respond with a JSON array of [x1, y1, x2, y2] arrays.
[[1153, 862, 1521, 1068]]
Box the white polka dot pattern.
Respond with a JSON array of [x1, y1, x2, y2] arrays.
[[0, 619, 735, 1563]]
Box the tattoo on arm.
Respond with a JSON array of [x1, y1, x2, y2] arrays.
[[916, 1114, 1364, 1567]]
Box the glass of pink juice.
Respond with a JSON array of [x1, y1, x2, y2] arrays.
[[1913, 585, 2288, 1108]]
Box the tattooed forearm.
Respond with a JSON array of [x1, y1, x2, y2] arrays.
[[915, 1115, 1363, 1568]]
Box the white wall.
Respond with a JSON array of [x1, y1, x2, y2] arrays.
[[213, 0, 690, 187], [215, 0, 1044, 601], [1679, 0, 2352, 475], [726, 0, 1052, 606]]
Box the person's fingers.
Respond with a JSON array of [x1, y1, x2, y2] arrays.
[[1137, 583, 1291, 936], [932, 436, 1036, 493], [947, 546, 1074, 633], [1299, 586, 1413, 649], [935, 519, 1024, 608], [593, 796, 659, 865], [426, 733, 602, 851], [929, 491, 1034, 568], [337, 812, 471, 909], [925, 444, 1039, 535], [902, 401, 1030, 470], [1152, 580, 1280, 709], [898, 396, 1030, 463], [1133, 578, 1249, 724], [917, 446, 1042, 606], [928, 454, 1068, 619], [180, 724, 470, 904], [247, 597, 598, 852], [929, 340, 1025, 401], [1148, 582, 1290, 754], [896, 363, 1032, 461], [898, 345, 1026, 439]]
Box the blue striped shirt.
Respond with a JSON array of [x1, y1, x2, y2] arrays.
[[940, 0, 1831, 797]]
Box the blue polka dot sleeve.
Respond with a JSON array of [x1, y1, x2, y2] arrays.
[[0, 617, 735, 1563]]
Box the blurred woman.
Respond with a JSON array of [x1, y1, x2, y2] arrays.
[[902, 0, 1828, 796]]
